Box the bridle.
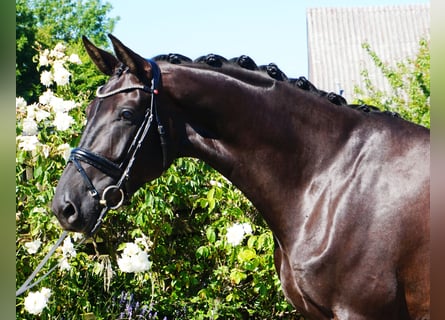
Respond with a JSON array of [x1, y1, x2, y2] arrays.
[[69, 59, 167, 236]]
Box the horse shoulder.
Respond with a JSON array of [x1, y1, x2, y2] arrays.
[[275, 119, 429, 318]]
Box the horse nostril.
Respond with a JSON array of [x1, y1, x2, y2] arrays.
[[62, 202, 78, 224]]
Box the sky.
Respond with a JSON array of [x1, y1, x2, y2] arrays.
[[108, 0, 429, 78]]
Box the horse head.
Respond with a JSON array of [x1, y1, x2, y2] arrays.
[[52, 35, 170, 234]]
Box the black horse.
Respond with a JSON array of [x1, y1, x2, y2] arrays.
[[52, 35, 430, 319]]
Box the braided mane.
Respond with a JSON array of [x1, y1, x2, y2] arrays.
[[152, 53, 399, 117]]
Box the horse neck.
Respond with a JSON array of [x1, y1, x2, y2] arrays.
[[161, 64, 361, 235]]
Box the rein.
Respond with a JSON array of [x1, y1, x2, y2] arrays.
[[16, 59, 164, 297], [16, 231, 69, 296]]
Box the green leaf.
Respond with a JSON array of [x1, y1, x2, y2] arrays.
[[92, 262, 103, 275], [257, 233, 272, 250], [206, 226, 216, 243], [244, 259, 260, 271], [196, 246, 210, 259], [33, 165, 43, 179], [230, 269, 247, 285], [247, 235, 257, 248], [237, 248, 256, 262], [81, 313, 96, 320], [117, 242, 127, 251], [207, 187, 215, 202], [207, 188, 216, 212]]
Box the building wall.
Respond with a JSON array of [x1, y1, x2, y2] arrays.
[[307, 4, 430, 102]]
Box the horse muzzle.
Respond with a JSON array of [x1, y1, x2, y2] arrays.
[[51, 193, 96, 234]]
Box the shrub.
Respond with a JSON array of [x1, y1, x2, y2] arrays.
[[353, 38, 430, 128]]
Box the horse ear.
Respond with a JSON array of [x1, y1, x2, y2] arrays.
[[108, 34, 151, 82], [82, 36, 118, 76]]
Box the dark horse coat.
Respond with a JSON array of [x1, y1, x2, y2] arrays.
[[52, 35, 430, 319]]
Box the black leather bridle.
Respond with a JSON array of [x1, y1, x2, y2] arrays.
[[69, 59, 167, 235]]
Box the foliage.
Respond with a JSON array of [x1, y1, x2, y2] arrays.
[[24, 0, 117, 46], [16, 44, 298, 319], [353, 38, 430, 128], [16, 0, 117, 102], [16, 0, 40, 103]]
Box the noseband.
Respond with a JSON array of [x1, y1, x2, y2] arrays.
[[69, 59, 167, 235]]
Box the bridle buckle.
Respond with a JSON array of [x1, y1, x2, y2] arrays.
[[99, 185, 125, 210]]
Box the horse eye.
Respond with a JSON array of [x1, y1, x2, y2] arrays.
[[120, 109, 134, 120]]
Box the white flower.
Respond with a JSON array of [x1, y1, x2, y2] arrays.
[[60, 99, 77, 112], [57, 143, 71, 161], [226, 222, 253, 246], [68, 53, 82, 64], [35, 109, 51, 122], [226, 223, 245, 246], [59, 257, 71, 271], [58, 236, 76, 271], [53, 61, 71, 86], [41, 144, 51, 158], [72, 232, 84, 242], [31, 207, 46, 214], [54, 43, 66, 53], [24, 239, 42, 254], [117, 254, 133, 273], [40, 70, 53, 87], [61, 236, 76, 257], [241, 223, 252, 235], [39, 90, 54, 106], [135, 235, 152, 251], [22, 118, 38, 136], [210, 180, 222, 188], [41, 287, 51, 299], [117, 242, 151, 273], [26, 104, 36, 120], [49, 96, 64, 113], [38, 49, 50, 67], [50, 96, 76, 114], [131, 251, 151, 273], [122, 242, 141, 256], [16, 97, 27, 112], [50, 43, 66, 59], [24, 287, 51, 315], [53, 112, 74, 131], [17, 135, 40, 151]]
